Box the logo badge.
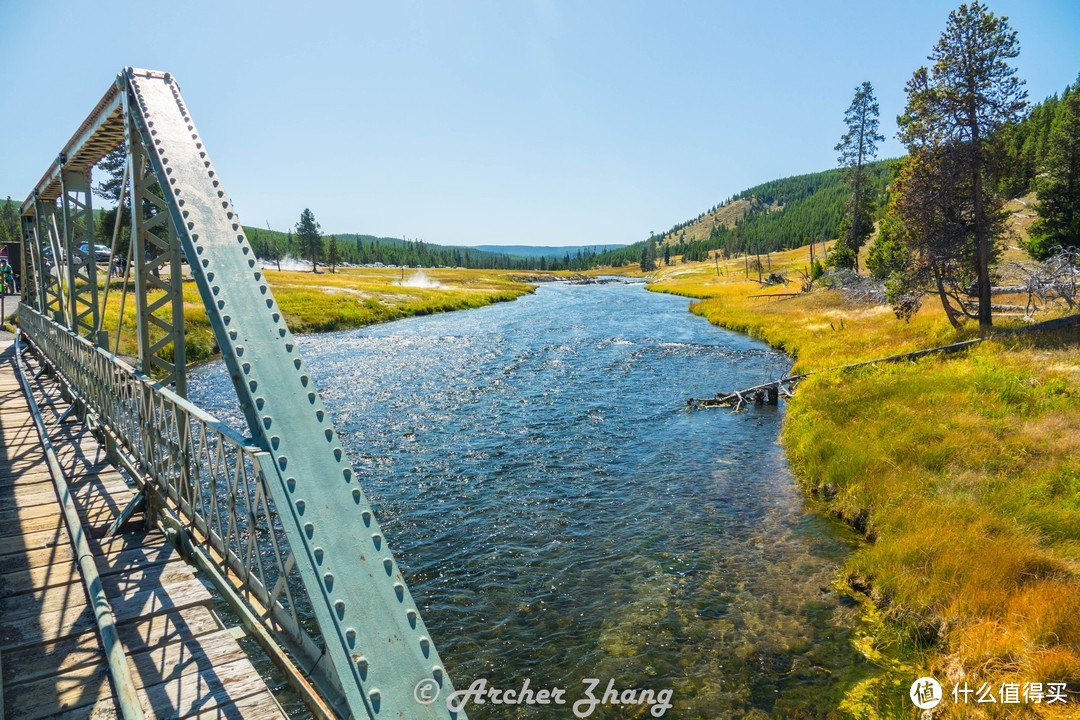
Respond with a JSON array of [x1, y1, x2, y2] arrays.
[[910, 677, 943, 709]]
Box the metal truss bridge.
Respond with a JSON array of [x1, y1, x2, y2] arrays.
[[2, 68, 461, 719]]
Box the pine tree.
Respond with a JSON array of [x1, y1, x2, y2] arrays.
[[897, 1, 1027, 330], [1029, 77, 1080, 257], [328, 234, 339, 273], [295, 209, 322, 272], [832, 81, 884, 271]]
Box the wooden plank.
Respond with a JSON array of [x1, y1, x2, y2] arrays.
[[1, 560, 203, 624], [1, 603, 220, 690], [0, 558, 79, 598], [0, 540, 75, 574], [2, 653, 112, 720], [191, 691, 286, 720], [141, 656, 273, 720], [100, 558, 195, 598], [0, 598, 95, 651], [6, 631, 248, 720], [0, 578, 89, 627], [0, 512, 66, 540], [96, 544, 175, 577], [111, 576, 214, 625], [0, 525, 67, 558], [115, 604, 220, 656], [0, 501, 62, 526], [128, 628, 247, 691], [2, 626, 103, 688]]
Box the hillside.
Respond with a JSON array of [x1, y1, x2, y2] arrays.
[[592, 161, 895, 267]]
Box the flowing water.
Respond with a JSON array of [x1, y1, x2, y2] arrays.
[[188, 281, 866, 718]]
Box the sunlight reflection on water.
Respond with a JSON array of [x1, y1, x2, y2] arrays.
[[189, 282, 865, 718]]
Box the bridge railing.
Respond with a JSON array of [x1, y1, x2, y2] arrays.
[[17, 305, 342, 710]]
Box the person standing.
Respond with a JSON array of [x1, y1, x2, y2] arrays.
[[0, 257, 14, 295]]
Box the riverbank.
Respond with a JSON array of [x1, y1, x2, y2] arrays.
[[90, 267, 536, 366], [642, 247, 1079, 717]]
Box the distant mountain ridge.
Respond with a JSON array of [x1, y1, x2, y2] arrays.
[[470, 243, 627, 259]]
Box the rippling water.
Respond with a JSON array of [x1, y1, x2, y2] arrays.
[[189, 281, 865, 718]]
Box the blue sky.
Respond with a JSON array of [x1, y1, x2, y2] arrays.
[[1, 1, 1077, 247]]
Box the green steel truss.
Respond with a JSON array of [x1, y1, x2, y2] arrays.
[[17, 68, 462, 720]]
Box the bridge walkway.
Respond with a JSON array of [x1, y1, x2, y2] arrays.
[[0, 335, 287, 719]]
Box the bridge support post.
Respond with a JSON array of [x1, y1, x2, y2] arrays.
[[37, 199, 66, 323], [20, 213, 42, 312], [127, 126, 187, 395], [59, 167, 100, 340]]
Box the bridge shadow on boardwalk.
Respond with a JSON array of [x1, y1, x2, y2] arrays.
[[1, 338, 286, 719]]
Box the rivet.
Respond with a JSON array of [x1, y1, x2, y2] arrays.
[[295, 499, 305, 514], [314, 547, 324, 563], [372, 534, 382, 550], [304, 522, 314, 538], [286, 477, 296, 492], [383, 558, 393, 574], [361, 509, 371, 524], [324, 572, 334, 590], [352, 488, 362, 503], [346, 628, 356, 647], [334, 599, 345, 618]]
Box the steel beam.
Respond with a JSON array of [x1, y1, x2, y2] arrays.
[[120, 67, 459, 720]]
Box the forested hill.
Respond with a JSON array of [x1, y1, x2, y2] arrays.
[[593, 161, 895, 267], [243, 228, 608, 271]]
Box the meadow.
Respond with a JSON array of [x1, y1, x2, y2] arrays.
[[643, 246, 1079, 718], [85, 266, 536, 365]]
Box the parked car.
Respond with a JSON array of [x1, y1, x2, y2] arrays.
[[79, 243, 112, 263]]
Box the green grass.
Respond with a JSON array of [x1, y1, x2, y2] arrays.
[[636, 245, 1080, 719]]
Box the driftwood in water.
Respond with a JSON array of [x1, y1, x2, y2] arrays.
[[687, 376, 804, 410]]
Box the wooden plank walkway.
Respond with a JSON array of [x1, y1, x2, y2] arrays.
[[0, 335, 288, 720]]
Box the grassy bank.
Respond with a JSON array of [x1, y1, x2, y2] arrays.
[[647, 247, 1079, 718], [94, 267, 535, 365]]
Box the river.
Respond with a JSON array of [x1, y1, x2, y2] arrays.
[[188, 280, 866, 718]]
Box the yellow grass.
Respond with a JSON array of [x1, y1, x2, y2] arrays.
[[636, 245, 1080, 718], [94, 266, 535, 365]]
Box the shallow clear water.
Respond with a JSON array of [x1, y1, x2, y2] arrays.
[[188, 281, 865, 718]]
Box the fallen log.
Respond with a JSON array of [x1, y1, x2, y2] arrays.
[[686, 313, 1080, 411]]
